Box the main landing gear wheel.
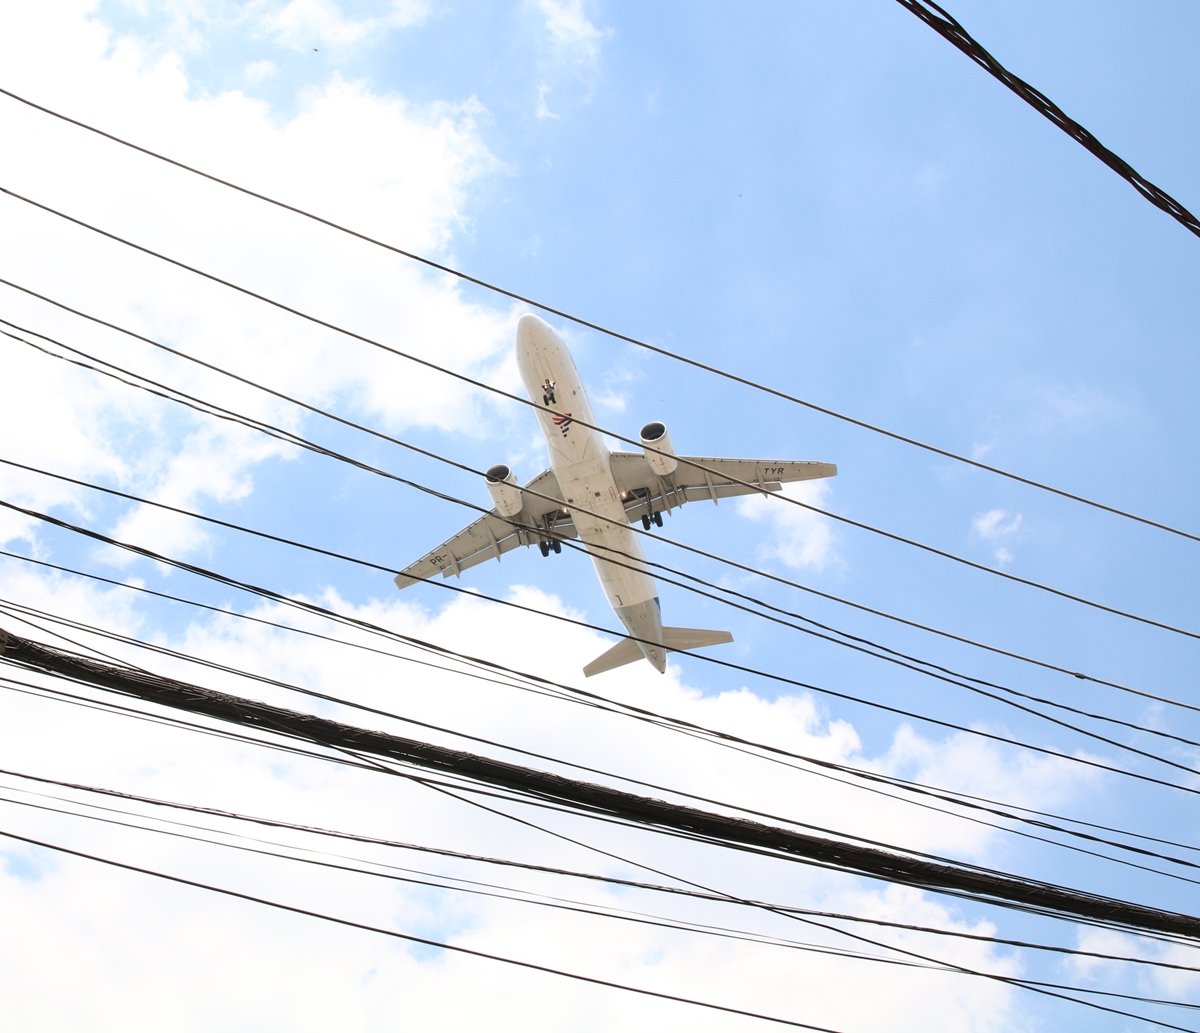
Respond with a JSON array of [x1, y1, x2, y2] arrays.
[[641, 515, 651, 530], [538, 539, 562, 557], [641, 511, 664, 530], [539, 541, 550, 557], [653, 511, 663, 528]]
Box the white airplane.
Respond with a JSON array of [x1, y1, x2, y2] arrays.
[[395, 314, 836, 676]]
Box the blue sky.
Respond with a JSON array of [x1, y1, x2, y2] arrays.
[[1, 2, 1199, 1029]]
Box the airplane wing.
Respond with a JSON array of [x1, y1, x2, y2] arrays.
[[394, 468, 577, 589], [608, 453, 836, 523]]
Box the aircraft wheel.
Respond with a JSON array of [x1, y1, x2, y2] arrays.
[[653, 511, 663, 528], [641, 515, 651, 530], [539, 541, 550, 557], [552, 540, 562, 554]]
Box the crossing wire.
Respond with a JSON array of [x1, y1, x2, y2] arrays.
[[8, 446, 1200, 795], [8, 548, 1200, 884], [0, 86, 1196, 544], [8, 589, 1200, 893], [6, 763, 1199, 981], [10, 303, 1198, 713], [9, 490, 1200, 804], [2, 252, 1196, 642], [5, 624, 1200, 945]]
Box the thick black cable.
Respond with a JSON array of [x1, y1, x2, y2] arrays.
[[8, 549, 1198, 890], [14, 668, 1186, 1032], [2, 198, 1197, 641], [1, 85, 1195, 542], [374, 748, 1197, 1030], [893, 0, 1200, 238], [8, 523, 1200, 897], [5, 628, 1200, 943]]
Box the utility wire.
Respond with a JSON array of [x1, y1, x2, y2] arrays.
[[3, 196, 1197, 642], [1, 85, 1194, 543], [6, 763, 1197, 980], [11, 303, 1194, 720], [9, 492, 1200, 803], [893, 0, 1200, 239], [0, 826, 845, 1032], [4, 626, 1200, 942], [11, 593, 1199, 896], [8, 549, 1198, 887], [6, 781, 1196, 1026], [8, 323, 1200, 765]]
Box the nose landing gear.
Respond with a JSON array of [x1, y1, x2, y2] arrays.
[[641, 511, 664, 530]]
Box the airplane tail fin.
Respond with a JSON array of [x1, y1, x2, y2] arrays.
[[583, 627, 733, 678]]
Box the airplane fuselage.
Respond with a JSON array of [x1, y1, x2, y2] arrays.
[[515, 314, 668, 671]]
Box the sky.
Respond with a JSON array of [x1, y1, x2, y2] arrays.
[[1, 1, 1199, 1029]]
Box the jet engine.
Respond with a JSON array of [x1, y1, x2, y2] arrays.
[[640, 421, 679, 476], [485, 464, 524, 517]]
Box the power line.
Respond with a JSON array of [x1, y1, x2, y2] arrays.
[[4, 626, 1200, 942], [11, 302, 1195, 719], [5, 196, 1199, 640], [13, 590, 1199, 898], [0, 825, 845, 1032], [6, 763, 1196, 979], [10, 492, 1200, 803], [893, 0, 1200, 239], [1, 84, 1194, 543], [9, 548, 1198, 886]]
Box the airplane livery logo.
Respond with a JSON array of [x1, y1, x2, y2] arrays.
[[552, 412, 573, 436]]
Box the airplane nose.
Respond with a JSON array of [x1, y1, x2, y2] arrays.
[[517, 312, 551, 346]]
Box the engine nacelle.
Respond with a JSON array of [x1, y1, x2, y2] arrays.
[[639, 421, 678, 477], [485, 464, 524, 518]]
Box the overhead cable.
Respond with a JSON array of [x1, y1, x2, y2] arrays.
[[8, 493, 1200, 801], [893, 0, 1200, 239], [0, 84, 1195, 545], [2, 262, 1196, 642], [9, 303, 1192, 712], [8, 549, 1197, 883], [4, 627, 1200, 942]]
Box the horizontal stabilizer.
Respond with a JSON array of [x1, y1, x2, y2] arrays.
[[583, 637, 645, 677], [583, 627, 733, 677], [662, 626, 733, 652]]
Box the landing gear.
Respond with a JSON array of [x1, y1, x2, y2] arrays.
[[539, 541, 550, 557], [641, 511, 664, 530], [538, 538, 562, 557], [653, 511, 663, 528]]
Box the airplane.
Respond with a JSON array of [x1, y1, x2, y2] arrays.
[[394, 313, 837, 677]]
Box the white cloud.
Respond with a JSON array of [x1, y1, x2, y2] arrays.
[[258, 0, 431, 50], [536, 0, 610, 71], [527, 0, 611, 112], [736, 480, 839, 572], [970, 508, 1022, 566], [535, 82, 559, 120], [0, 8, 508, 561], [0, 573, 1053, 1029]]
